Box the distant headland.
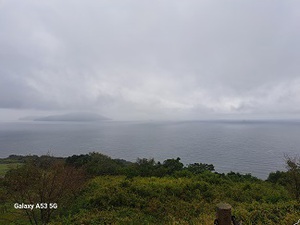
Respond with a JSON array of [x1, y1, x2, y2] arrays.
[[19, 112, 111, 122]]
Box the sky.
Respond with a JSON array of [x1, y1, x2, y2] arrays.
[[1, 0, 300, 121]]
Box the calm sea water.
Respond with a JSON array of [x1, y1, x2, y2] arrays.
[[1, 120, 300, 179]]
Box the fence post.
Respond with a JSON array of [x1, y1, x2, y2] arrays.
[[215, 203, 232, 225]]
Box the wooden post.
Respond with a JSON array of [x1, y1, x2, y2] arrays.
[[216, 203, 232, 225]]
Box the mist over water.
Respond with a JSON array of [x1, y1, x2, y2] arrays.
[[1, 120, 300, 179]]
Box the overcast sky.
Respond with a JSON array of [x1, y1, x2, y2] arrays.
[[1, 0, 300, 121]]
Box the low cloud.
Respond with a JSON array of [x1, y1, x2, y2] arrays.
[[1, 0, 300, 120]]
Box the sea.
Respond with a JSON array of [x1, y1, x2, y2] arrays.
[[1, 120, 300, 179]]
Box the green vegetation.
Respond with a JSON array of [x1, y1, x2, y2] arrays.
[[0, 163, 22, 177], [0, 153, 300, 224], [0, 155, 24, 177]]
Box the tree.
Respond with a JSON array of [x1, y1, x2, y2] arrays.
[[187, 163, 214, 174], [267, 171, 288, 185], [163, 157, 183, 175], [4, 158, 86, 225], [66, 152, 124, 176], [285, 156, 300, 201], [136, 158, 157, 177]]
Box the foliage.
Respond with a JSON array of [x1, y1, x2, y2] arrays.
[[66, 154, 216, 178], [0, 163, 22, 177], [2, 157, 86, 225], [267, 156, 300, 201], [1, 153, 300, 224], [285, 156, 300, 201], [267, 170, 288, 185], [186, 162, 214, 174], [66, 152, 127, 176], [50, 175, 298, 225], [162, 157, 184, 175]]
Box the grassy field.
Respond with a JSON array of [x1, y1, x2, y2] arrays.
[[0, 163, 22, 177]]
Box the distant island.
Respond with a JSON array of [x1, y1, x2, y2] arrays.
[[20, 112, 111, 122]]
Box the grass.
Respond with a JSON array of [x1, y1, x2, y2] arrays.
[[0, 163, 23, 177]]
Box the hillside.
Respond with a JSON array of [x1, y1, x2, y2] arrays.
[[0, 153, 299, 224]]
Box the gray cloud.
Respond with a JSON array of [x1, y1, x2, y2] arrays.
[[1, 0, 300, 120]]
